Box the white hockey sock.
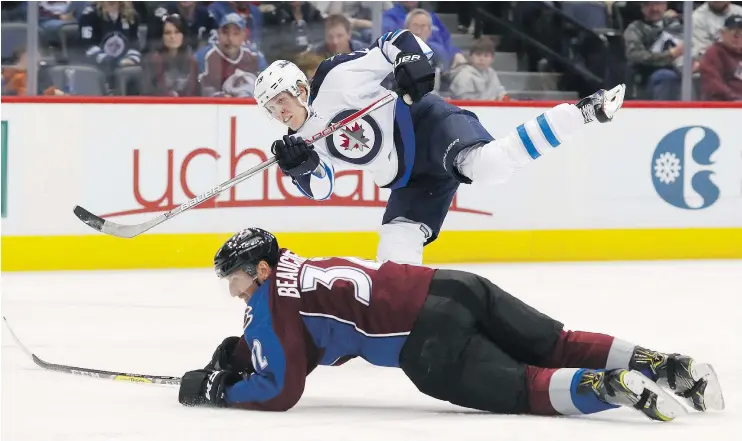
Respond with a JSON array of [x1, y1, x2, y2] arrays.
[[605, 338, 637, 370], [376, 218, 430, 265], [456, 103, 585, 185]]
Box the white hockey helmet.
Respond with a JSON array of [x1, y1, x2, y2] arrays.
[[254, 60, 311, 122]]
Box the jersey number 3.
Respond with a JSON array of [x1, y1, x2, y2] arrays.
[[299, 258, 380, 306]]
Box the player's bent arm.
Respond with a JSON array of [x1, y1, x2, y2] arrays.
[[224, 315, 308, 411], [292, 160, 335, 201], [377, 29, 434, 65], [225, 368, 306, 411]]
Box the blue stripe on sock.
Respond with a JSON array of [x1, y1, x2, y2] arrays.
[[570, 369, 619, 415], [517, 124, 541, 159], [537, 114, 560, 147]]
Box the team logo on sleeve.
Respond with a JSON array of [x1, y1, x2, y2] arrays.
[[326, 109, 383, 165]]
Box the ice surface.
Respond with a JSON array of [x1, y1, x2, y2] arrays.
[[3, 260, 741, 441]]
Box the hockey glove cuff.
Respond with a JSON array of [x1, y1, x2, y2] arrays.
[[178, 369, 242, 407], [393, 52, 435, 103], [272, 135, 320, 178], [205, 336, 256, 375]]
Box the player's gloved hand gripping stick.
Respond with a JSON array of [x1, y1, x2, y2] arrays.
[[73, 91, 401, 239]]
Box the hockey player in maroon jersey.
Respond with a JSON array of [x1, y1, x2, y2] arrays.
[[178, 228, 724, 420]]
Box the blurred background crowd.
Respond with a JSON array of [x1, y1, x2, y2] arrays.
[[2, 1, 741, 101]]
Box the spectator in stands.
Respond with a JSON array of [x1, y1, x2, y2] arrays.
[[699, 14, 742, 100], [692, 1, 742, 60], [1, 47, 63, 96], [149, 2, 217, 52], [450, 37, 507, 101], [293, 51, 325, 81], [262, 1, 325, 61], [38, 2, 76, 32], [79, 2, 142, 77], [318, 2, 389, 45], [263, 1, 324, 26], [4, 2, 89, 29], [405, 8, 466, 71], [191, 1, 266, 71], [141, 14, 198, 97], [383, 1, 464, 67], [624, 1, 685, 100], [196, 13, 260, 97], [309, 14, 366, 59], [208, 1, 264, 46]]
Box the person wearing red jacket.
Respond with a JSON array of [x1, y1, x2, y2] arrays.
[[700, 14, 742, 101]]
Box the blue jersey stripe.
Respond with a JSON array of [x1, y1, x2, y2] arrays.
[[536, 114, 560, 148], [388, 97, 416, 190], [300, 313, 409, 367], [517, 124, 541, 159]]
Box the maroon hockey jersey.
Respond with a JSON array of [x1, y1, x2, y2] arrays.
[[196, 45, 259, 97], [225, 249, 435, 411]]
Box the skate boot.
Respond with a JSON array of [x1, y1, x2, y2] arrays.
[[630, 346, 725, 411], [576, 84, 625, 123], [577, 369, 687, 421]]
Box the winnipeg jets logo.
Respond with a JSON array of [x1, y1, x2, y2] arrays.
[[339, 122, 370, 151], [326, 109, 383, 165]]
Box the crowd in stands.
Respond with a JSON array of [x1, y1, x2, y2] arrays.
[[1, 1, 741, 101]]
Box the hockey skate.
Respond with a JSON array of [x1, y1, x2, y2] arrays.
[[577, 369, 688, 421], [576, 84, 625, 124], [630, 347, 725, 412]]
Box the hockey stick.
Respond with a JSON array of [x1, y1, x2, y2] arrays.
[[73, 92, 399, 238], [2, 316, 181, 386]]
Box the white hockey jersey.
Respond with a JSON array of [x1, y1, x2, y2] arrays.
[[290, 30, 433, 200]]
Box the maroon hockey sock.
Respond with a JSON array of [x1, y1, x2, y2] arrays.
[[542, 330, 616, 369], [526, 366, 618, 416]]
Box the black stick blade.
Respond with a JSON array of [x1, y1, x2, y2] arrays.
[[73, 205, 105, 232]]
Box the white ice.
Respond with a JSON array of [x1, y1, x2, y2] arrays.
[[2, 260, 741, 441]]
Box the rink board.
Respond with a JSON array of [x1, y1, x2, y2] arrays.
[[1, 98, 741, 271]]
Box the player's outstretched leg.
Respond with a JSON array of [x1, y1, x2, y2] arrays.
[[528, 366, 687, 421], [441, 269, 725, 413], [454, 84, 627, 186]]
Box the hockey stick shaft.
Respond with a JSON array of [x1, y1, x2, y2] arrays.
[[3, 316, 181, 386], [73, 92, 398, 238]]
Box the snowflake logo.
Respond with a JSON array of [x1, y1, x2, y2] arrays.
[[339, 122, 369, 151], [654, 152, 682, 184]]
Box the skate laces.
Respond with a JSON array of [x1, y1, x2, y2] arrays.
[[580, 371, 606, 394], [632, 347, 667, 376], [580, 101, 597, 123]]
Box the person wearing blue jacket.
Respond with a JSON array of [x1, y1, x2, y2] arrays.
[[382, 1, 463, 67]]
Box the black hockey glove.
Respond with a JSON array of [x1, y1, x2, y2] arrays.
[[272, 135, 320, 179], [178, 368, 242, 407], [205, 336, 256, 375], [393, 52, 435, 103]]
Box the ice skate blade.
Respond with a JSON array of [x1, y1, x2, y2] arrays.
[[693, 363, 725, 411], [624, 370, 688, 421], [602, 84, 625, 119]]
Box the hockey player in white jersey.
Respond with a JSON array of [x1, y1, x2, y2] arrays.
[[253, 29, 626, 265]]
